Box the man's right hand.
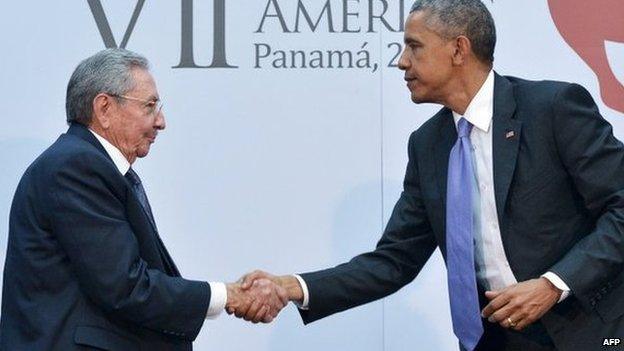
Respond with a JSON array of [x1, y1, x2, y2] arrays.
[[228, 270, 304, 323], [241, 270, 304, 305], [225, 278, 288, 324]]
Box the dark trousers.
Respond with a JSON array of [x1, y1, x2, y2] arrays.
[[469, 319, 556, 351]]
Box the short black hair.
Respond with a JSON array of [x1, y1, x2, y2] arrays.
[[410, 0, 496, 64]]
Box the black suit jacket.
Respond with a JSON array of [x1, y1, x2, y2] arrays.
[[0, 124, 210, 350], [298, 74, 624, 350]]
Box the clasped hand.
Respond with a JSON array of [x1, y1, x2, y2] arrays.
[[225, 278, 288, 323], [226, 270, 304, 324]]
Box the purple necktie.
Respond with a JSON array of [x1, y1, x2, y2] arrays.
[[446, 117, 483, 351]]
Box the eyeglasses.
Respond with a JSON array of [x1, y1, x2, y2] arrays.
[[111, 94, 163, 116]]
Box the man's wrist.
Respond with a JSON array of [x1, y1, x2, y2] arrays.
[[225, 283, 240, 309], [541, 276, 562, 292], [206, 282, 227, 319], [541, 272, 571, 303], [277, 275, 304, 304]]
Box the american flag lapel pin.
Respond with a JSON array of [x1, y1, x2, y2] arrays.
[[505, 130, 515, 139]]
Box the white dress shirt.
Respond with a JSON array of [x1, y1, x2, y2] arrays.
[[88, 129, 227, 319], [296, 70, 569, 309], [452, 70, 518, 292]]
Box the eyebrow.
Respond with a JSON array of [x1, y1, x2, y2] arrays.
[[404, 37, 422, 45], [146, 94, 160, 102]]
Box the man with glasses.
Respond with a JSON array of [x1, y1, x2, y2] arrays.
[[0, 49, 288, 350]]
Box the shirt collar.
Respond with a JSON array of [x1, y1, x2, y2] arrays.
[[452, 70, 494, 133], [88, 129, 131, 175]]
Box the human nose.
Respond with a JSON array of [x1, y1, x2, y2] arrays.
[[155, 109, 166, 130], [398, 47, 410, 71]]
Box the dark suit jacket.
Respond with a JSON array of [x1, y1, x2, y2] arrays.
[[0, 124, 210, 350], [298, 74, 624, 350]]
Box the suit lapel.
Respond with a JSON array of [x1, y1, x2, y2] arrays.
[[134, 198, 180, 276], [125, 187, 180, 276], [492, 74, 521, 227], [433, 108, 457, 240], [125, 192, 169, 268]]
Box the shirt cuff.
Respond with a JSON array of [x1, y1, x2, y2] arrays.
[[292, 274, 310, 310], [206, 282, 227, 319], [541, 272, 571, 303]]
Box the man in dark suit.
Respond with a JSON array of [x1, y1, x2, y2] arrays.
[[0, 49, 287, 350], [238, 0, 624, 350]]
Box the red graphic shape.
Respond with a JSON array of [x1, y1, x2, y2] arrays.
[[548, 0, 624, 113]]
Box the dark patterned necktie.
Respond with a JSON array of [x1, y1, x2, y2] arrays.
[[125, 168, 155, 226]]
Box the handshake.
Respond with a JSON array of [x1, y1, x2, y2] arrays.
[[225, 271, 304, 324]]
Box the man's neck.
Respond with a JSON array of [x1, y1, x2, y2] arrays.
[[90, 125, 136, 165], [443, 66, 492, 115]]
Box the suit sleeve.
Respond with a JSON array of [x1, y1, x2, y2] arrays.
[[48, 154, 209, 341], [548, 83, 624, 307], [298, 131, 437, 324]]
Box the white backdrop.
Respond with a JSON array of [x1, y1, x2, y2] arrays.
[[0, 1, 622, 350]]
